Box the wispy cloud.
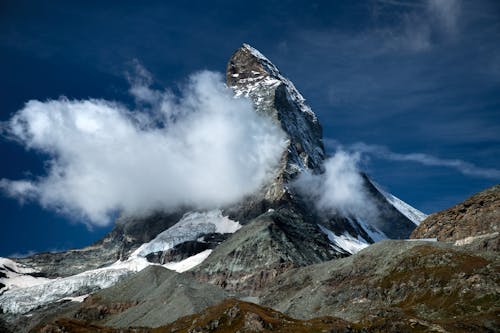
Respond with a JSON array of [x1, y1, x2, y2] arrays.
[[427, 0, 461, 35], [294, 150, 379, 221], [328, 140, 500, 180], [373, 0, 462, 52]]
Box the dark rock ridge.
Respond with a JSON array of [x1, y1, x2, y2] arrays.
[[411, 184, 499, 241]]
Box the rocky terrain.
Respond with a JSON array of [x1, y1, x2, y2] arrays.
[[261, 235, 499, 331], [29, 299, 365, 333], [411, 184, 499, 241], [21, 233, 500, 332]]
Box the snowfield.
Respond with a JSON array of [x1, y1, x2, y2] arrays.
[[131, 210, 241, 258]]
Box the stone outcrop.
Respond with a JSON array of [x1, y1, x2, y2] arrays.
[[411, 184, 499, 241]]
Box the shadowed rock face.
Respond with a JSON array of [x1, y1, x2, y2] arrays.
[[411, 184, 500, 241], [191, 208, 339, 295]]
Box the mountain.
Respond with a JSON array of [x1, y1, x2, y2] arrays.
[[411, 184, 499, 242], [0, 44, 428, 329], [187, 44, 425, 293]]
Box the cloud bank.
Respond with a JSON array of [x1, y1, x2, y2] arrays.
[[294, 151, 379, 222], [0, 70, 286, 226]]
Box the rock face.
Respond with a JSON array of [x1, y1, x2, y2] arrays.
[[227, 44, 325, 195], [191, 209, 337, 295], [411, 184, 500, 241]]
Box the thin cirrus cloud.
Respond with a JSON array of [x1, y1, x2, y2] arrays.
[[0, 69, 287, 226], [374, 0, 462, 52], [328, 140, 500, 180]]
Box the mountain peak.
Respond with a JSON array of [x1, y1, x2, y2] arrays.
[[226, 44, 324, 182], [227, 44, 318, 122]]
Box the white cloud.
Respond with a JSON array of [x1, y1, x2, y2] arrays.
[[0, 70, 286, 226], [294, 151, 379, 222], [329, 140, 500, 180]]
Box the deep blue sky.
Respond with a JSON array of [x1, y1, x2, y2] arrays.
[[1, 0, 499, 256]]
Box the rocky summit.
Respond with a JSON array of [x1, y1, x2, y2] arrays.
[[1, 44, 498, 333]]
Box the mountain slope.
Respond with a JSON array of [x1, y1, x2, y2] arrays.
[[411, 184, 499, 241], [73, 265, 231, 328], [260, 235, 499, 332], [191, 208, 337, 294]]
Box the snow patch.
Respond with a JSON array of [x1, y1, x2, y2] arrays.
[[132, 210, 240, 258], [454, 232, 497, 246], [163, 249, 213, 273], [60, 294, 89, 303], [0, 258, 49, 291], [371, 182, 427, 225], [318, 224, 369, 255], [0, 211, 238, 314], [351, 218, 388, 243]]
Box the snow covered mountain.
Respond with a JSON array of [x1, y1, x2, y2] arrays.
[[0, 44, 427, 317]]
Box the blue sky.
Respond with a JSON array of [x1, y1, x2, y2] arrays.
[[1, 0, 499, 256]]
